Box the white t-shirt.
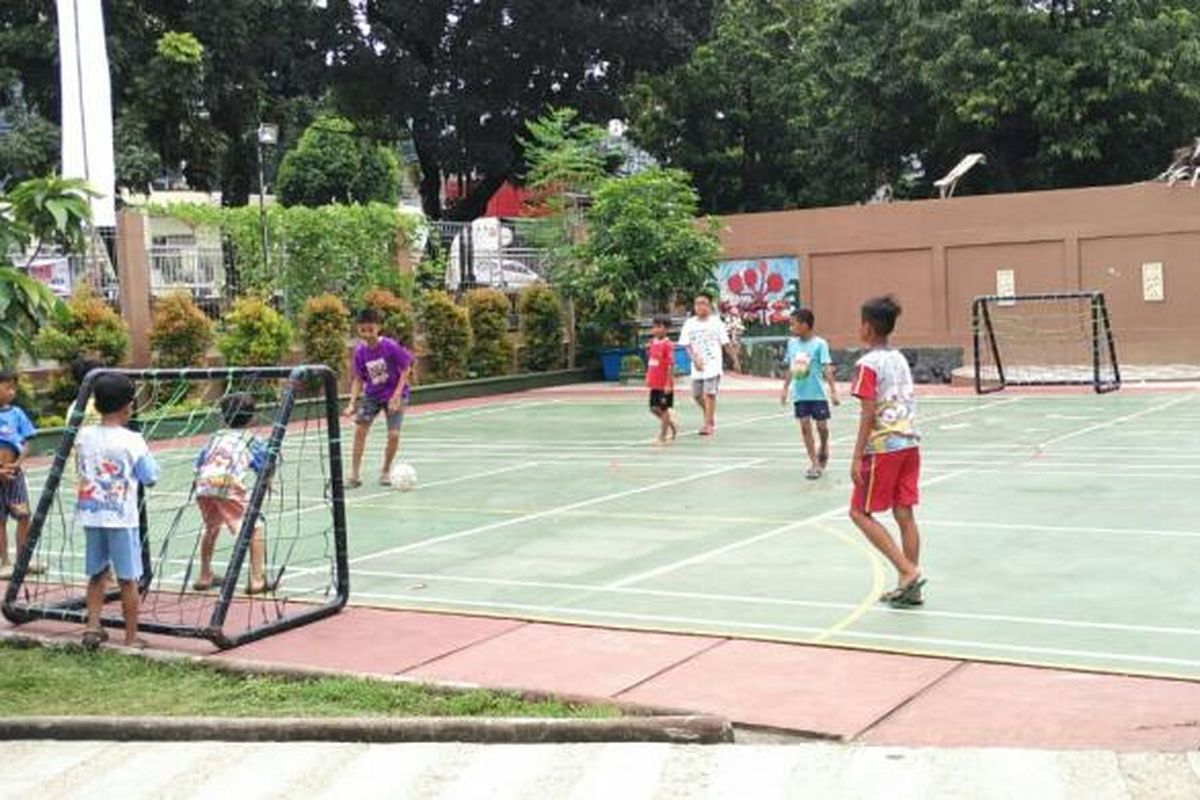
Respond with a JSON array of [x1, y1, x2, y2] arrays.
[[679, 315, 730, 380], [75, 426, 160, 529]]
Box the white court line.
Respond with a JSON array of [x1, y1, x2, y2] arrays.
[[344, 591, 1200, 670], [347, 458, 767, 565], [344, 568, 1200, 638], [922, 519, 1200, 539], [1036, 394, 1194, 447], [407, 399, 561, 422]]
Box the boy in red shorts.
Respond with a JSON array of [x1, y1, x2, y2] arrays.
[[849, 295, 925, 607], [645, 314, 677, 444]]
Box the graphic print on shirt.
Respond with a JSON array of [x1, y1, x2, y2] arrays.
[[790, 351, 812, 378], [196, 431, 265, 500], [853, 349, 919, 454], [77, 454, 131, 516], [365, 357, 390, 387]]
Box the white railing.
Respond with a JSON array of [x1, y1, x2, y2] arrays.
[[148, 246, 225, 297]]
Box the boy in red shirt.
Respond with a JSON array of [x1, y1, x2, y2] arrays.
[[646, 314, 677, 444], [849, 295, 925, 608]]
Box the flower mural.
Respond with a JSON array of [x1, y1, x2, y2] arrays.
[[716, 256, 799, 326]]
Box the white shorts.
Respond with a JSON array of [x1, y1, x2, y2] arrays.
[[691, 376, 721, 398]]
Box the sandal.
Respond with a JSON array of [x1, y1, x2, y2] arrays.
[[192, 574, 224, 592], [888, 577, 927, 609], [245, 578, 276, 596], [120, 637, 151, 650], [81, 629, 109, 650], [805, 466, 822, 480], [347, 478, 362, 489]]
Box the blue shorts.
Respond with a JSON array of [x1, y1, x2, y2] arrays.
[[793, 400, 831, 421], [355, 394, 406, 432], [0, 471, 30, 521], [84, 527, 143, 582]]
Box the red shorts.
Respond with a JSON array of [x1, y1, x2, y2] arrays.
[[851, 448, 920, 514], [197, 496, 249, 534]]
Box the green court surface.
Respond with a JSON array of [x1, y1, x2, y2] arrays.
[[298, 385, 1200, 682], [23, 384, 1200, 679]]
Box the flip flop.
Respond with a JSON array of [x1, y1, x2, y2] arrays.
[[347, 478, 363, 489], [192, 574, 224, 592], [888, 577, 927, 609], [245, 578, 277, 596], [120, 637, 151, 650], [81, 629, 109, 650], [805, 466, 822, 480]]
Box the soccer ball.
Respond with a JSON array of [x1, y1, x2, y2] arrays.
[[389, 462, 417, 492]]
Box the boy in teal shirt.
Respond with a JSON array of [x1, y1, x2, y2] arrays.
[[779, 309, 839, 479]]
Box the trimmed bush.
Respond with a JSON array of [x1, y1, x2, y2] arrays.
[[466, 288, 515, 378], [361, 287, 415, 346], [217, 297, 293, 366], [35, 287, 128, 366], [300, 293, 351, 375], [149, 292, 214, 368], [419, 291, 470, 382], [518, 285, 564, 371]]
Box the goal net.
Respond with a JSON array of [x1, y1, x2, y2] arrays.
[[2, 366, 349, 649], [973, 292, 1120, 394]]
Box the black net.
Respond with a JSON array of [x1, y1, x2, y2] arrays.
[[2, 367, 348, 648], [973, 292, 1120, 394]]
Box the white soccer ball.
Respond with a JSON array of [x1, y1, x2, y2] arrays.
[[389, 461, 417, 492]]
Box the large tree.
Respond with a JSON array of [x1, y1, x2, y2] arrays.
[[330, 0, 715, 219], [629, 0, 1200, 214]]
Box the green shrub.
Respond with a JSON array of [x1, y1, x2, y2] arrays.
[[620, 353, 645, 375], [35, 288, 128, 366], [36, 414, 65, 429], [361, 287, 415, 347], [466, 289, 515, 378], [300, 293, 351, 376], [419, 291, 470, 382], [518, 285, 564, 371], [150, 292, 214, 368], [217, 297, 293, 366]]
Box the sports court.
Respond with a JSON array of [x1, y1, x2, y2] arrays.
[[267, 378, 1200, 682]]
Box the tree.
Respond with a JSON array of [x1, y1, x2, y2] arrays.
[[519, 107, 608, 198], [276, 116, 400, 207], [629, 0, 1200, 213], [571, 168, 720, 330], [330, 0, 715, 219]]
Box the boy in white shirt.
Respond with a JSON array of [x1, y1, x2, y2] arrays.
[[678, 293, 741, 435], [76, 373, 160, 649]]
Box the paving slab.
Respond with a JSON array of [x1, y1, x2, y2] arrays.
[[617, 638, 961, 738], [217, 607, 525, 674], [861, 662, 1200, 751], [407, 622, 720, 698]]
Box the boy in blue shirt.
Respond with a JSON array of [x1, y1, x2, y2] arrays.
[[0, 370, 37, 579], [779, 309, 839, 479], [77, 373, 160, 649]]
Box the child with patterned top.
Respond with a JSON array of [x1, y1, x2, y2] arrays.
[[193, 393, 270, 594], [645, 314, 678, 444], [342, 308, 414, 488], [0, 370, 37, 579], [78, 373, 160, 648], [849, 296, 925, 608]]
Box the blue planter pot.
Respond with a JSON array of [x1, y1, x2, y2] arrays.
[[599, 348, 626, 381]]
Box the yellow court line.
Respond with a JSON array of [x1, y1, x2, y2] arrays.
[[809, 520, 887, 644]]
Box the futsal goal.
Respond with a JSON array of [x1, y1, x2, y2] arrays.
[[1, 366, 349, 649], [972, 291, 1121, 394]]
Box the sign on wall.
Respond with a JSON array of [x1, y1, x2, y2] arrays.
[[716, 256, 799, 327]]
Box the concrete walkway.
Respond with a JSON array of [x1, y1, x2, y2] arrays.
[[12, 740, 1200, 799]]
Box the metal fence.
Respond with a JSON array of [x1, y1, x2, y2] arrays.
[[428, 217, 555, 293], [148, 245, 229, 317]]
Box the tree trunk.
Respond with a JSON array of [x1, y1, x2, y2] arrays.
[[445, 170, 509, 221], [411, 118, 443, 220]]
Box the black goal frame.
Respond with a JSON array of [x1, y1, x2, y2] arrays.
[[972, 291, 1121, 395], [1, 365, 350, 649]]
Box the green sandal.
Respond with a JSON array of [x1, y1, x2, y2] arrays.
[[888, 578, 927, 608]]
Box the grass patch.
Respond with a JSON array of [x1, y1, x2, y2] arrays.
[[0, 642, 619, 719]]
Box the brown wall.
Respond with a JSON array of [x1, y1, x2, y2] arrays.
[[719, 183, 1200, 363]]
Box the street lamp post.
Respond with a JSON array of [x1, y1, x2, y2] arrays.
[[255, 122, 279, 299]]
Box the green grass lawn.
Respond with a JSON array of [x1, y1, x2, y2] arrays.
[[0, 643, 618, 719]]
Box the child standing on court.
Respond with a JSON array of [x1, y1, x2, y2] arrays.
[[76, 373, 159, 648], [645, 314, 677, 444], [343, 308, 413, 488], [679, 293, 740, 435], [779, 309, 839, 479], [0, 370, 37, 579], [192, 392, 269, 594], [848, 296, 925, 608]]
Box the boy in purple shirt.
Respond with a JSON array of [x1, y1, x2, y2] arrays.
[[342, 308, 413, 488]]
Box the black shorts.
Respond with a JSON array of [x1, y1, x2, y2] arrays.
[[649, 390, 675, 410], [793, 400, 831, 421]]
